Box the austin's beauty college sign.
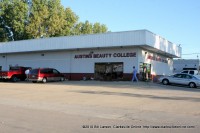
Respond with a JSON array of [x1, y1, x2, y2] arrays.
[[74, 52, 136, 59]]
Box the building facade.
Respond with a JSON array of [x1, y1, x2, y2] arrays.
[[173, 59, 200, 73], [0, 30, 181, 80]]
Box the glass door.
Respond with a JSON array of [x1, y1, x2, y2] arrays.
[[139, 62, 151, 81]]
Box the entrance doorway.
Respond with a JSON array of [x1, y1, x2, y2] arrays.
[[139, 62, 151, 81], [95, 62, 123, 81]]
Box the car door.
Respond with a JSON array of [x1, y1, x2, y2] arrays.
[[46, 69, 54, 81], [52, 69, 60, 81], [180, 74, 193, 85], [29, 69, 39, 80], [170, 74, 184, 84]]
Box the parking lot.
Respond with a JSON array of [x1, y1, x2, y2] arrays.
[[0, 81, 200, 133]]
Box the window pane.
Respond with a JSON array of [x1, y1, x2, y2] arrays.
[[182, 71, 188, 73], [189, 71, 194, 74], [53, 69, 59, 74], [30, 69, 39, 74]]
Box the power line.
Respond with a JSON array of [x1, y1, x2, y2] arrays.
[[182, 53, 200, 55]]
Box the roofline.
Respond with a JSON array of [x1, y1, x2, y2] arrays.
[[0, 29, 181, 58], [0, 29, 149, 44]]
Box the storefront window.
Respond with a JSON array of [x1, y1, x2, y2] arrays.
[[95, 62, 123, 81]]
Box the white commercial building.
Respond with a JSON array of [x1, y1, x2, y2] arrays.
[[0, 30, 181, 81], [173, 59, 200, 73]]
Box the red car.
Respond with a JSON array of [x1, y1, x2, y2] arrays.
[[28, 68, 65, 83], [0, 66, 30, 82]]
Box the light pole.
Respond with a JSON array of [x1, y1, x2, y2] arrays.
[[198, 55, 200, 73]]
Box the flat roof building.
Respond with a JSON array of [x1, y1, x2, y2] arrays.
[[0, 30, 181, 81], [173, 59, 200, 73]]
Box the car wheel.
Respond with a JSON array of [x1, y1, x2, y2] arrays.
[[11, 76, 18, 82], [189, 82, 196, 88], [60, 77, 65, 81], [162, 79, 169, 85], [42, 78, 47, 83]]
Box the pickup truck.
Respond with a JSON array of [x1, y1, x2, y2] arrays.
[[0, 66, 30, 82]]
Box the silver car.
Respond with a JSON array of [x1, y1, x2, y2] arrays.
[[158, 73, 200, 88]]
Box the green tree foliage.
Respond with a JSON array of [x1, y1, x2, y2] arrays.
[[64, 7, 79, 35], [73, 21, 108, 35], [0, 0, 28, 41], [25, 0, 49, 38], [81, 20, 93, 34], [93, 23, 108, 33], [0, 0, 108, 42], [72, 22, 83, 35], [0, 28, 7, 42]]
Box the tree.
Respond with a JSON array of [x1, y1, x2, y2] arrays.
[[93, 23, 108, 33], [25, 0, 49, 38], [46, 0, 66, 37], [0, 28, 7, 42], [63, 8, 79, 35], [100, 24, 108, 33], [72, 22, 83, 35], [81, 20, 93, 34], [26, 0, 79, 38], [0, 0, 108, 42], [0, 0, 28, 41], [72, 21, 108, 35]]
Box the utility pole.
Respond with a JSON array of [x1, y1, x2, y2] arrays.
[[197, 55, 200, 73]]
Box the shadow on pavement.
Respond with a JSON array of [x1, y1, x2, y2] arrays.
[[69, 90, 200, 102], [1, 80, 200, 93]]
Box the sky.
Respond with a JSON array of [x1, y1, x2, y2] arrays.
[[61, 0, 200, 59]]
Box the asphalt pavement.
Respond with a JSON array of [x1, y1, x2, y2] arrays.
[[0, 81, 199, 133]]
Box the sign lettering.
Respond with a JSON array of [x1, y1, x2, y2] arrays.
[[74, 52, 136, 59], [147, 55, 168, 63]]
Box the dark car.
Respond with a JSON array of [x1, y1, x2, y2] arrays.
[[28, 68, 65, 83]]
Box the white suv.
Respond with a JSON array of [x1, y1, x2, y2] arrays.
[[181, 70, 199, 75]]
